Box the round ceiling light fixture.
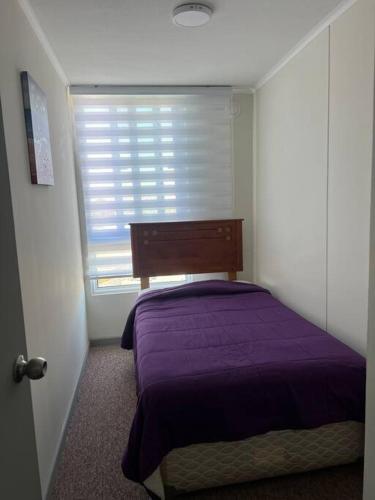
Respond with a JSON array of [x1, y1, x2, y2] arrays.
[[173, 3, 213, 28]]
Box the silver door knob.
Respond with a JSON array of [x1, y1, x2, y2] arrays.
[[13, 354, 47, 383]]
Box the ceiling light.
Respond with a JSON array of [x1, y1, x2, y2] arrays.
[[173, 3, 213, 28]]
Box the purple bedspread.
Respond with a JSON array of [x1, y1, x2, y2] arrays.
[[121, 280, 365, 484]]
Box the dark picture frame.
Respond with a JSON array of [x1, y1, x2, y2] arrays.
[[20, 71, 54, 185]]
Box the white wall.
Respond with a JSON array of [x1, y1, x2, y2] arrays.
[[254, 30, 329, 329], [86, 93, 254, 340], [254, 0, 375, 354], [0, 0, 88, 496], [233, 93, 254, 282], [364, 86, 375, 498], [327, 0, 375, 354]]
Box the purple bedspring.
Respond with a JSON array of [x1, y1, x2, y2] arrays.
[[121, 280, 365, 485]]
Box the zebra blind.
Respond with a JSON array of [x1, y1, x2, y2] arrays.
[[72, 90, 233, 279]]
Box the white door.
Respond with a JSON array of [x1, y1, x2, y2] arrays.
[[0, 98, 42, 500]]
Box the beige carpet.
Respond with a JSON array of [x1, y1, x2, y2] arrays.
[[50, 346, 363, 500]]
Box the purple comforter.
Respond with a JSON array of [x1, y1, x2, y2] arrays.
[[121, 280, 365, 484]]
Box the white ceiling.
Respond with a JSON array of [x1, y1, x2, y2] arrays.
[[27, 0, 345, 87]]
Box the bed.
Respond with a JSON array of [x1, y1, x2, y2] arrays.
[[121, 219, 365, 499]]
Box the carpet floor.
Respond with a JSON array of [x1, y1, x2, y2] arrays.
[[50, 345, 363, 500]]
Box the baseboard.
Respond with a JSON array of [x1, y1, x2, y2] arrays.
[[90, 337, 121, 346], [45, 345, 89, 500]]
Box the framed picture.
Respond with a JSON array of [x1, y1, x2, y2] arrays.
[[20, 71, 54, 185]]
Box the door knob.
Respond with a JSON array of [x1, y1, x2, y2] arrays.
[[13, 354, 47, 383]]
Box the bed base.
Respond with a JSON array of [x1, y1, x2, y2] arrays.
[[144, 421, 364, 499]]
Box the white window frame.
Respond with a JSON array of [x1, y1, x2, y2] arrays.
[[90, 274, 192, 296]]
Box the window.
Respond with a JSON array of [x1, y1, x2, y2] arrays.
[[94, 275, 190, 294], [72, 88, 233, 291]]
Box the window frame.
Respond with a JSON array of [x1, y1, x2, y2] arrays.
[[70, 87, 233, 291], [90, 274, 192, 296]]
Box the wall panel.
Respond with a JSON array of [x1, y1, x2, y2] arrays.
[[254, 0, 375, 355], [327, 0, 375, 354], [255, 30, 329, 329]]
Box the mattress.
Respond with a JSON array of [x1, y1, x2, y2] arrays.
[[145, 421, 364, 499], [121, 280, 366, 496]]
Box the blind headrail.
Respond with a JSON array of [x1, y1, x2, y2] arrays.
[[69, 85, 232, 96]]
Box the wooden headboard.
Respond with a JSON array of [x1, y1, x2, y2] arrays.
[[130, 219, 243, 289]]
